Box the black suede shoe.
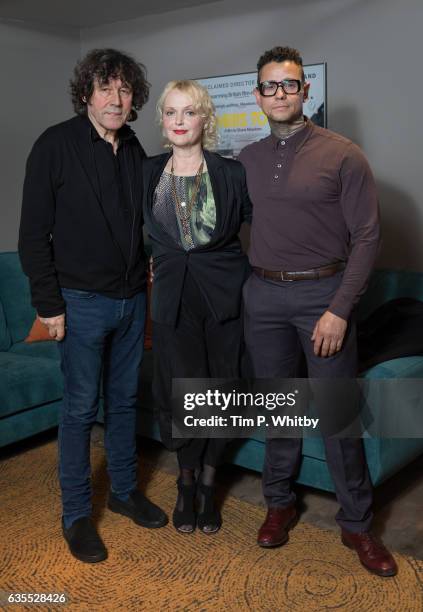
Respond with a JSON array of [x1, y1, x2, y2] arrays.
[[108, 490, 168, 528], [62, 517, 108, 563]]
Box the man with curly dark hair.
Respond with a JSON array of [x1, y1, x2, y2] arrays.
[[239, 45, 397, 577], [19, 48, 168, 563], [70, 48, 150, 120]]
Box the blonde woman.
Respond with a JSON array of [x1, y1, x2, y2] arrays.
[[142, 80, 251, 534]]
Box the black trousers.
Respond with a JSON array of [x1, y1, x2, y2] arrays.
[[153, 272, 243, 469], [243, 272, 373, 533]]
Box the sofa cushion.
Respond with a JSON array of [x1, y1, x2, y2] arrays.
[[0, 400, 61, 448], [0, 252, 36, 344], [0, 300, 11, 351], [9, 341, 60, 361], [0, 352, 63, 418], [302, 438, 326, 461], [25, 317, 51, 343], [361, 355, 423, 379]]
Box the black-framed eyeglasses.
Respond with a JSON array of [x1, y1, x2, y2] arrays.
[[258, 79, 302, 97]]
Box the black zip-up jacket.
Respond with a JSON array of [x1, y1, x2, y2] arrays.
[[19, 115, 147, 317], [143, 150, 252, 326]]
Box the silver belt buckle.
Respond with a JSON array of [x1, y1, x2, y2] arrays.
[[281, 271, 294, 281]]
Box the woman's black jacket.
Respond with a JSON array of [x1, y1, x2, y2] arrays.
[[142, 149, 252, 326]]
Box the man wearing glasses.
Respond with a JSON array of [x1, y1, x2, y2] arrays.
[[238, 46, 397, 577]]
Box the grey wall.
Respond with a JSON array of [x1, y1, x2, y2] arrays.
[[81, 0, 423, 270], [1, 20, 80, 251], [2, 0, 422, 269]]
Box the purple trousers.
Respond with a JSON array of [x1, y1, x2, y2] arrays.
[[243, 271, 373, 533]]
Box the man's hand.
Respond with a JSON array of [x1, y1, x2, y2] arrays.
[[311, 311, 347, 357], [39, 314, 66, 341]]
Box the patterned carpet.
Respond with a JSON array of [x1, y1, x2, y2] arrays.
[[0, 440, 422, 612]]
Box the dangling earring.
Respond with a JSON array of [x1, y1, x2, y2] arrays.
[[82, 96, 87, 103]]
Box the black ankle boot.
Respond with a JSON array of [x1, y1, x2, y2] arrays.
[[172, 477, 196, 533], [197, 480, 222, 534]]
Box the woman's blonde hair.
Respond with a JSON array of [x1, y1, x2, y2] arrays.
[[156, 80, 218, 150]]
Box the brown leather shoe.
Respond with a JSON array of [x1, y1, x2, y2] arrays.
[[257, 505, 297, 548], [341, 530, 398, 577]]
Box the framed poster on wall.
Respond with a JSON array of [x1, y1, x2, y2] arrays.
[[197, 63, 326, 157]]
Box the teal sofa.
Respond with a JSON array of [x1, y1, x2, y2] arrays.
[[1, 251, 422, 493], [0, 252, 63, 448]]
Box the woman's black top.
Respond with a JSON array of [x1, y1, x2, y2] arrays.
[[142, 149, 252, 326]]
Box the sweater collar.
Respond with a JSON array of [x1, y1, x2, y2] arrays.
[[270, 116, 313, 152]]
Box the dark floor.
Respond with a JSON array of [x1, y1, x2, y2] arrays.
[[2, 426, 422, 559]]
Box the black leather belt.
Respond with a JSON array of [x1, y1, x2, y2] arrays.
[[253, 261, 346, 281]]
